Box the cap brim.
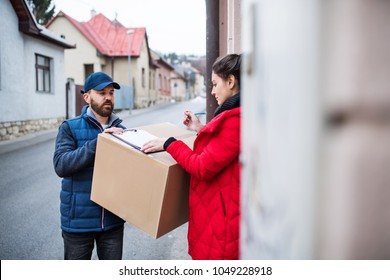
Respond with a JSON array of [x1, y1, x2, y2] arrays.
[[93, 82, 121, 90]]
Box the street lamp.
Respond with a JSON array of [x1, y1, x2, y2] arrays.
[[127, 29, 134, 114]]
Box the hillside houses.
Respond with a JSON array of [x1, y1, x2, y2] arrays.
[[46, 11, 204, 111], [0, 1, 205, 141]]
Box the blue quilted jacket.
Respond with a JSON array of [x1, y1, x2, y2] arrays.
[[53, 106, 125, 233]]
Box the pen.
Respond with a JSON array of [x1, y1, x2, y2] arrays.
[[194, 112, 206, 115]]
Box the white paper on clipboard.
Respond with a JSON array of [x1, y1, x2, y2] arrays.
[[112, 129, 158, 150]]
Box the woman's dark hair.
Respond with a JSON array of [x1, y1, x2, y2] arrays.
[[212, 53, 241, 86]]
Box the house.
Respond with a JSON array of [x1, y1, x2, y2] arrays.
[[46, 11, 156, 109], [151, 50, 177, 103], [174, 62, 204, 100], [0, 0, 75, 141], [170, 67, 187, 102], [188, 65, 204, 98]]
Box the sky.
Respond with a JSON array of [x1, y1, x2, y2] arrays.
[[52, 0, 206, 56]]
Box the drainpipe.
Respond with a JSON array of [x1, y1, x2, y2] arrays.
[[205, 0, 219, 122]]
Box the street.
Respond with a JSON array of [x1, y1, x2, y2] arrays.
[[0, 97, 206, 260]]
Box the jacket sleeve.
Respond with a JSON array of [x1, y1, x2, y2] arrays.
[[167, 115, 240, 181], [53, 121, 97, 178]]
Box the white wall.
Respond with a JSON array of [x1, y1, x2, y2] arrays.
[[0, 0, 67, 122], [240, 0, 321, 259], [0, 0, 26, 122], [23, 37, 67, 120], [241, 0, 390, 260]]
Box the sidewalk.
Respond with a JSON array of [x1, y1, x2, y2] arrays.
[[0, 127, 59, 155], [0, 104, 172, 156]]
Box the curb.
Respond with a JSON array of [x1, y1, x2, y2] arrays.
[[0, 128, 58, 155]]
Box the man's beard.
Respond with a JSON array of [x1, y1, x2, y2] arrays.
[[90, 99, 113, 117]]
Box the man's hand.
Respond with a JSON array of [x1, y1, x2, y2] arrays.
[[103, 127, 125, 134]]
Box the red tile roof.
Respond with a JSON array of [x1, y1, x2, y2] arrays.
[[48, 12, 145, 57]]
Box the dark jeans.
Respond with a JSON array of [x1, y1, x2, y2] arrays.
[[62, 225, 124, 260]]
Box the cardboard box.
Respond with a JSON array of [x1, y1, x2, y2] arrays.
[[91, 122, 196, 238]]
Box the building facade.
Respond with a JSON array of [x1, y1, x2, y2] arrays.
[[0, 0, 74, 141], [47, 12, 154, 109]]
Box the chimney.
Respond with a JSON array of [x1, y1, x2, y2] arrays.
[[91, 9, 96, 18]]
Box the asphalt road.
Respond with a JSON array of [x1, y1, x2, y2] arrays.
[[0, 97, 206, 260]]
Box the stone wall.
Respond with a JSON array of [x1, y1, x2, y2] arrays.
[[0, 117, 65, 141]]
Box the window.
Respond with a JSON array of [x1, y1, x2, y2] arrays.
[[149, 71, 152, 90], [35, 54, 51, 93], [158, 73, 162, 93], [84, 64, 94, 80], [142, 68, 145, 88]]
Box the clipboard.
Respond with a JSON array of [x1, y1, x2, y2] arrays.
[[112, 129, 163, 153]]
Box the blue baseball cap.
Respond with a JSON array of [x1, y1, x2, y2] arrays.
[[81, 72, 120, 94]]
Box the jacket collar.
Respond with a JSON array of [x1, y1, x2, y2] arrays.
[[201, 107, 241, 134], [214, 92, 240, 117], [81, 105, 121, 127]]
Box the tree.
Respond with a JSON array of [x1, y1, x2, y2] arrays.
[[27, 0, 55, 25], [163, 53, 179, 64]]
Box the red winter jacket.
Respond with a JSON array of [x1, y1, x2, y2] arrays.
[[167, 107, 240, 259]]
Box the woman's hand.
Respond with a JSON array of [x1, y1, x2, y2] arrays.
[[183, 111, 204, 133], [141, 138, 167, 153]]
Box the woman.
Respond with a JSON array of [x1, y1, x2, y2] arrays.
[[142, 54, 241, 260]]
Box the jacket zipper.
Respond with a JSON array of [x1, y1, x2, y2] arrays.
[[101, 208, 105, 229], [86, 116, 106, 229], [86, 115, 123, 230]]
